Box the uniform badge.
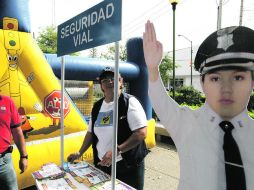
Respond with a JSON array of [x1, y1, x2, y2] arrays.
[[217, 27, 237, 51]]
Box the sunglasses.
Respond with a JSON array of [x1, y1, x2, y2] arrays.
[[101, 77, 121, 84]]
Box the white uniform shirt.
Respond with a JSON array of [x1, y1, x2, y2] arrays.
[[88, 96, 147, 161], [149, 78, 254, 190]]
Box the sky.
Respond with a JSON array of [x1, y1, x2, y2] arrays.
[[29, 0, 254, 54]]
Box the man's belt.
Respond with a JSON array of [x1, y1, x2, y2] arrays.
[[0, 146, 13, 158]]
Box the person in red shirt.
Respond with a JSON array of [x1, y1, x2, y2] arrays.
[[0, 95, 28, 190]]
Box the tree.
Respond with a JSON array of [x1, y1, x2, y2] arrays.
[[173, 86, 204, 106], [89, 48, 98, 58], [100, 44, 127, 61], [36, 25, 79, 55], [159, 54, 174, 86], [36, 26, 57, 54]]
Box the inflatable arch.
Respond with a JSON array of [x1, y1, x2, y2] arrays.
[[0, 0, 155, 189]]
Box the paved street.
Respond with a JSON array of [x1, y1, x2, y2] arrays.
[[144, 141, 180, 190]]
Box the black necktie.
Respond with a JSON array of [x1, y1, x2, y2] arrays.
[[219, 121, 246, 190]]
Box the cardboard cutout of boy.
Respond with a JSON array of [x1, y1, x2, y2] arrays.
[[143, 21, 254, 190]]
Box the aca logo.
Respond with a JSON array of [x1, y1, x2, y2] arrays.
[[44, 90, 70, 118]]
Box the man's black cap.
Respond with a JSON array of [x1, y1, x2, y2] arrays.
[[98, 67, 115, 81], [194, 26, 254, 74]]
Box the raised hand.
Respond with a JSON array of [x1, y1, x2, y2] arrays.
[[143, 20, 163, 72]]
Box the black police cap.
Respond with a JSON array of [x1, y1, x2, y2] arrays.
[[194, 26, 254, 75]]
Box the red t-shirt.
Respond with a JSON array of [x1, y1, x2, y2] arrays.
[[0, 95, 21, 153]]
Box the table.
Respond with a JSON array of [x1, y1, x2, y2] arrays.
[[32, 161, 136, 190]]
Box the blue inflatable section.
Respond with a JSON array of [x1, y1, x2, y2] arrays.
[[127, 38, 152, 119], [44, 54, 140, 82], [0, 0, 30, 32], [45, 39, 152, 120]]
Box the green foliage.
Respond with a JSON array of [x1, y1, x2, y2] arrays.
[[154, 87, 254, 120], [247, 92, 254, 118], [100, 44, 127, 61], [89, 48, 98, 58], [248, 111, 254, 119], [36, 26, 57, 54], [36, 25, 79, 55], [169, 86, 204, 106], [247, 91, 254, 111], [159, 54, 174, 85], [180, 104, 200, 110]]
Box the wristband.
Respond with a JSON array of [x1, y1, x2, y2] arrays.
[[21, 155, 28, 159]]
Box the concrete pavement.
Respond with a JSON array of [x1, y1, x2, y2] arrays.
[[144, 141, 180, 190]]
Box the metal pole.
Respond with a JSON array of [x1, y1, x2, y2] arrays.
[[172, 3, 176, 100], [52, 0, 56, 26], [111, 41, 120, 190], [239, 0, 244, 26], [60, 56, 65, 168], [190, 41, 193, 86], [217, 0, 223, 30]]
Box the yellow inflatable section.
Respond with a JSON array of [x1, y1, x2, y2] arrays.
[[0, 17, 156, 189], [0, 17, 87, 141], [12, 132, 94, 189], [0, 17, 89, 189], [12, 118, 155, 189]]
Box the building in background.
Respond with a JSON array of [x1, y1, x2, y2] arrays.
[[167, 45, 202, 92]]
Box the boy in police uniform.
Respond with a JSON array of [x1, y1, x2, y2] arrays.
[[143, 20, 254, 190]]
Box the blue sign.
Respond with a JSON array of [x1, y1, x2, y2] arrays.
[[57, 0, 122, 56]]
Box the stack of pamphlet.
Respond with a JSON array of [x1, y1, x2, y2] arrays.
[[91, 180, 135, 190], [32, 161, 135, 189], [33, 163, 78, 189], [32, 163, 65, 180], [38, 176, 77, 190], [65, 161, 110, 187], [63, 161, 89, 172]]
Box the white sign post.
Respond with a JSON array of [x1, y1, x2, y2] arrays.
[[57, 0, 122, 189], [60, 56, 65, 168], [111, 41, 120, 190]]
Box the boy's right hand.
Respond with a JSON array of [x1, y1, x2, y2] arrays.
[[143, 20, 163, 70], [67, 152, 81, 163]]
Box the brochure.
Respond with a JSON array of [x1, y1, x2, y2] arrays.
[[68, 162, 110, 187], [32, 163, 65, 180], [91, 180, 135, 190], [63, 161, 89, 172]]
